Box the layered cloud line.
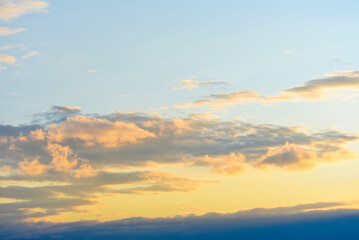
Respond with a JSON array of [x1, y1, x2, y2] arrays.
[[0, 202, 358, 240], [0, 106, 358, 222], [172, 70, 359, 109], [174, 79, 233, 90]]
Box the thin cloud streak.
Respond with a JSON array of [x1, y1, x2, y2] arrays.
[[170, 70, 359, 109]]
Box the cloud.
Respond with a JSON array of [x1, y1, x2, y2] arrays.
[[170, 70, 359, 109], [191, 152, 246, 175], [282, 71, 359, 99], [0, 43, 26, 50], [1, 110, 357, 174], [175, 79, 232, 90], [52, 105, 81, 114], [31, 105, 82, 123], [22, 50, 39, 59], [258, 142, 357, 170], [173, 91, 293, 109], [19, 158, 48, 176], [0, 170, 204, 222], [0, 108, 358, 222], [283, 49, 295, 54], [45, 143, 79, 172], [0, 0, 48, 21], [0, 54, 16, 64], [0, 65, 7, 72], [88, 69, 97, 73], [258, 142, 318, 170], [47, 116, 156, 148], [0, 26, 26, 36], [0, 202, 354, 240]]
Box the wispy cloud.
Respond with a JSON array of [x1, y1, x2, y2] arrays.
[[174, 79, 232, 90], [0, 27, 26, 36], [22, 50, 39, 59], [283, 49, 295, 54], [0, 0, 48, 21], [282, 71, 359, 99], [0, 54, 16, 64], [170, 70, 359, 109], [0, 44, 26, 50], [0, 65, 7, 72]]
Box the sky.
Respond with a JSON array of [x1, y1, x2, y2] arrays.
[[2, 0, 359, 239]]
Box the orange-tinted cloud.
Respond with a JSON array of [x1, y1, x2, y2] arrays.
[[192, 152, 246, 175], [19, 158, 48, 176], [46, 143, 78, 172], [282, 71, 359, 99], [170, 70, 359, 109], [258, 142, 357, 171], [0, 0, 48, 21], [47, 116, 155, 148], [0, 27, 26, 36], [0, 54, 16, 64]]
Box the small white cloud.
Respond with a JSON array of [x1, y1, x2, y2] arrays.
[[0, 27, 26, 36], [88, 69, 98, 73], [283, 49, 295, 54], [0, 0, 49, 21], [174, 79, 233, 90], [0, 44, 27, 50], [0, 54, 16, 64], [0, 65, 7, 72], [22, 51, 39, 59]]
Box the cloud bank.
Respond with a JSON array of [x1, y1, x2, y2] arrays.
[[0, 106, 357, 223], [1, 202, 358, 240]]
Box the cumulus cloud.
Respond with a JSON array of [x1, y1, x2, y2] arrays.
[[45, 143, 79, 172], [191, 152, 246, 175], [258, 142, 317, 170], [0, 0, 48, 21], [258, 142, 357, 170], [0, 108, 358, 222], [0, 26, 26, 36], [47, 116, 156, 148], [19, 158, 48, 176], [0, 54, 16, 64]]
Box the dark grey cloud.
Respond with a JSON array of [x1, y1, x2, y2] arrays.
[[0, 202, 356, 240], [31, 105, 82, 124]]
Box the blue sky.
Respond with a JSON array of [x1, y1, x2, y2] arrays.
[[2, 0, 359, 127]]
